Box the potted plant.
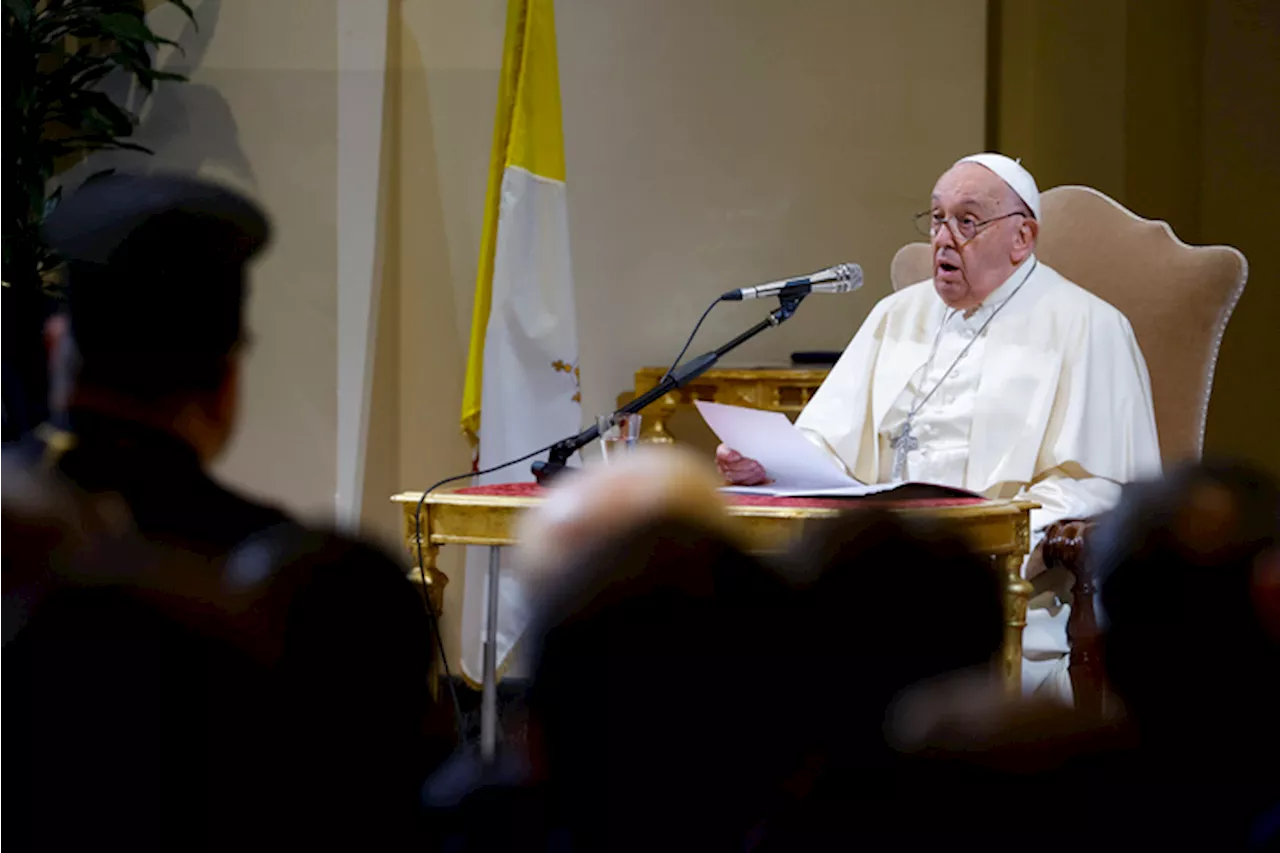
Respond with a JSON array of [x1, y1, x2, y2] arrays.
[[3, 0, 194, 438]]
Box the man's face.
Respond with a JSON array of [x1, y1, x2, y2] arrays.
[[929, 163, 1035, 310]]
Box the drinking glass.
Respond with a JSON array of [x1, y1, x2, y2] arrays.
[[598, 413, 642, 463]]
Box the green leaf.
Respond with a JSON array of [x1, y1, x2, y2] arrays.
[[5, 0, 35, 29], [70, 62, 116, 89], [43, 186, 63, 218], [144, 69, 186, 83], [35, 52, 114, 96], [82, 168, 117, 185], [97, 12, 179, 48], [54, 137, 153, 156], [62, 88, 138, 129], [8, 0, 192, 302], [125, 64, 188, 95], [27, 184, 49, 219], [165, 0, 198, 28]]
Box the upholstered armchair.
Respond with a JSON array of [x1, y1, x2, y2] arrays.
[[890, 185, 1248, 713]]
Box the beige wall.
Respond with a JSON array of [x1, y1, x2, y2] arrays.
[[995, 1, 1128, 204], [72, 0, 343, 521], [994, 0, 1280, 476], [995, 0, 1204, 236], [1199, 0, 1280, 476], [202, 1, 340, 521], [361, 2, 482, 652], [560, 0, 988, 420], [378, 0, 988, 669], [997, 0, 1207, 237]]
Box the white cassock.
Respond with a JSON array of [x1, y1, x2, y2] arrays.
[[794, 254, 1162, 701]]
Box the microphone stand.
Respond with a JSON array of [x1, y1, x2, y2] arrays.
[[532, 292, 809, 484]]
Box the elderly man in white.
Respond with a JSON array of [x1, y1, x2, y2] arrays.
[[717, 153, 1163, 700]]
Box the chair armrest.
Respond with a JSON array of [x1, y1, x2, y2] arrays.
[[1042, 519, 1094, 571]]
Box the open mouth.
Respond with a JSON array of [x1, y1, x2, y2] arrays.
[[937, 261, 959, 274]]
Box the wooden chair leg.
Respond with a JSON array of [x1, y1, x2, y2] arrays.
[[1043, 520, 1108, 715], [1064, 558, 1107, 715]]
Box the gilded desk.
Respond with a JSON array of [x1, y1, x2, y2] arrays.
[[393, 485, 1036, 694], [625, 365, 831, 443]]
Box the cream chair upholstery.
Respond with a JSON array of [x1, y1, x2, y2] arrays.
[[890, 185, 1248, 712]]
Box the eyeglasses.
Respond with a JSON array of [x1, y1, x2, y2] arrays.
[[913, 210, 1030, 244]]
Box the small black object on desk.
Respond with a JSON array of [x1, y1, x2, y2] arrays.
[[790, 351, 841, 365]]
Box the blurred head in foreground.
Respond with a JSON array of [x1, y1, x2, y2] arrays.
[[515, 444, 739, 593], [42, 173, 270, 462], [1095, 460, 1280, 737], [525, 506, 793, 850], [781, 509, 1004, 767]]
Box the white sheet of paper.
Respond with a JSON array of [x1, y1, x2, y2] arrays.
[[719, 482, 904, 498], [695, 400, 861, 491]]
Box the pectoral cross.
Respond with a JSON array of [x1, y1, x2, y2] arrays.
[[890, 419, 918, 481]]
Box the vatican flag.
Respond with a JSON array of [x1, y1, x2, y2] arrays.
[[458, 0, 581, 684]]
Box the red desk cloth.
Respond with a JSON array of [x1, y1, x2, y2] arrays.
[[454, 482, 987, 510]]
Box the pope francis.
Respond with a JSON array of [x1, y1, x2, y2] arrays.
[[716, 153, 1163, 700]]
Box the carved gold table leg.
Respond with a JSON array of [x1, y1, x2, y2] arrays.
[[404, 502, 448, 618], [416, 547, 448, 619], [1000, 553, 1033, 696], [404, 501, 449, 700]]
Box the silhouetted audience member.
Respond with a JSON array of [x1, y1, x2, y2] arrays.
[[226, 525, 442, 843], [1097, 461, 1279, 734], [4, 480, 438, 851], [1092, 459, 1280, 850], [426, 448, 757, 850], [428, 512, 799, 852], [4, 174, 435, 851], [3, 465, 257, 851], [530, 516, 798, 851], [882, 462, 1280, 852], [754, 510, 1006, 849]]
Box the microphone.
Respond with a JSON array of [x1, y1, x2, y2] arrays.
[[720, 263, 863, 301]]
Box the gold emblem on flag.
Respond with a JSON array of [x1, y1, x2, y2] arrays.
[[551, 359, 582, 404]]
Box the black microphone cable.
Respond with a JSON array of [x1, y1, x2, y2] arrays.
[[660, 296, 722, 383], [414, 439, 560, 744]]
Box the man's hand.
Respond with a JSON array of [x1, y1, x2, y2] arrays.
[[715, 444, 769, 486]]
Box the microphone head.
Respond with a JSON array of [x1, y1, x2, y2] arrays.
[[832, 262, 863, 292]]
